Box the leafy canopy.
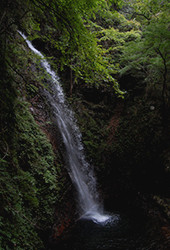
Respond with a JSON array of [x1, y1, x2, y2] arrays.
[[120, 0, 170, 104]]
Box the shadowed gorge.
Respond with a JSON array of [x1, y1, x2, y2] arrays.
[[0, 0, 169, 249]]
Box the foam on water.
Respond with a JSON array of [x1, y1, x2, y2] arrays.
[[82, 212, 111, 223]]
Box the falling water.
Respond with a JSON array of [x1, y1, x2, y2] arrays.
[[19, 31, 112, 224]]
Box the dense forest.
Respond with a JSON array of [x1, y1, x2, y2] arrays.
[[0, 0, 169, 249]]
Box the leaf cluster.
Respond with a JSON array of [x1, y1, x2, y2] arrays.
[[120, 0, 170, 106], [0, 95, 63, 248]]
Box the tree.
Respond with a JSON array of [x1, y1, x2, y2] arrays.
[[27, 0, 125, 96], [120, 0, 170, 107]]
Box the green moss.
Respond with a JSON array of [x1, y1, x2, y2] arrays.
[[0, 96, 62, 249]]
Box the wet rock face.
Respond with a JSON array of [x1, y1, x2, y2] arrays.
[[81, 87, 105, 104], [32, 38, 49, 55], [29, 91, 77, 241]]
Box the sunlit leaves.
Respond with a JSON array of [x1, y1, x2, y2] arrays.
[[120, 0, 170, 104], [28, 0, 125, 95], [125, 0, 169, 23]]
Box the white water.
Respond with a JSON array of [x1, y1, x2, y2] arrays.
[[19, 31, 111, 224]]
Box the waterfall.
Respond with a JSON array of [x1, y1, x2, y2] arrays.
[[19, 31, 111, 224]]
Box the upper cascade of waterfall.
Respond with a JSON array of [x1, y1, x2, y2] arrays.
[[19, 31, 114, 225]]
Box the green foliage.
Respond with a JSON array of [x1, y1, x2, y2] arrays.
[[120, 0, 170, 106], [1, 0, 169, 247], [23, 0, 125, 96], [125, 0, 169, 23], [78, 2, 141, 96], [0, 0, 128, 96], [0, 0, 41, 37], [0, 16, 70, 247], [0, 93, 62, 248]]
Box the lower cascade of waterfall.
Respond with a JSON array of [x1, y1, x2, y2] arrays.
[[19, 31, 116, 225]]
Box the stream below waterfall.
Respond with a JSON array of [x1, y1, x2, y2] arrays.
[[49, 209, 147, 250]]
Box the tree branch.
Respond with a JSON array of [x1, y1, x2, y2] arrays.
[[155, 48, 168, 106], [5, 59, 27, 84], [0, 10, 30, 36]]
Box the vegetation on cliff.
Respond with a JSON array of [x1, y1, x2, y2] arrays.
[[0, 0, 169, 249]]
